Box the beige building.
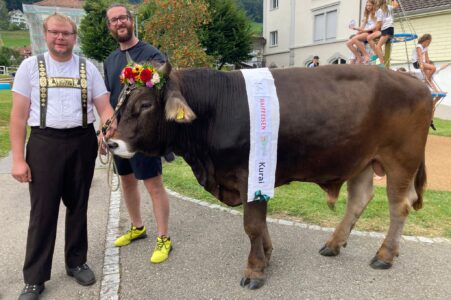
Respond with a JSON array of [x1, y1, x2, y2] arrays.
[[391, 0, 451, 67], [263, 0, 451, 68], [263, 0, 366, 68]]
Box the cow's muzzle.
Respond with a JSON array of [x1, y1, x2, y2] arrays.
[[107, 138, 135, 159]]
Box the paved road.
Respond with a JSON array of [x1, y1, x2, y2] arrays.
[[1, 153, 450, 299]]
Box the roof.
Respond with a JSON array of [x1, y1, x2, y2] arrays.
[[34, 0, 85, 9], [398, 0, 451, 14]]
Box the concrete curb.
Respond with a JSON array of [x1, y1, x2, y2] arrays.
[[100, 177, 121, 300], [165, 189, 451, 245]]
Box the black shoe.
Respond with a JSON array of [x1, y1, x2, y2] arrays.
[[18, 283, 44, 300], [66, 263, 96, 286]]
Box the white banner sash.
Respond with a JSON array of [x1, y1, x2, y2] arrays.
[[240, 68, 280, 202]]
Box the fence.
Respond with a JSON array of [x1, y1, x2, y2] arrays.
[[0, 66, 18, 76]]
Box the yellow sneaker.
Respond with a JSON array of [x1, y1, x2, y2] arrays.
[[114, 225, 147, 247], [150, 236, 172, 264]]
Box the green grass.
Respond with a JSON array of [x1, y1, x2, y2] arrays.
[[0, 89, 450, 238], [163, 158, 451, 238], [430, 118, 451, 136], [0, 30, 30, 48], [0, 90, 12, 157], [250, 22, 262, 35]]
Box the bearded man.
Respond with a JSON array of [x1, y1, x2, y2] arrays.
[[103, 4, 173, 264]]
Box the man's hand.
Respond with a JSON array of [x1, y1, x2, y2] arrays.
[[98, 133, 108, 155], [104, 119, 117, 139], [11, 159, 32, 183]]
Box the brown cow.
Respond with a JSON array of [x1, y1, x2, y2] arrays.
[[107, 62, 433, 289]]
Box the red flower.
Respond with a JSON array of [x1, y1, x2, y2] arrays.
[[140, 68, 152, 82], [123, 67, 134, 79]]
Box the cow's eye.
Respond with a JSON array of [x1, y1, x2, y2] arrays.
[[140, 102, 152, 110]]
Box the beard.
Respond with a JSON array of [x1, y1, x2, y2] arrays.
[[48, 44, 74, 59], [111, 23, 134, 43]]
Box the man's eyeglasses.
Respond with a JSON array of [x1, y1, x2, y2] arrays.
[[47, 30, 75, 38], [108, 15, 130, 25]]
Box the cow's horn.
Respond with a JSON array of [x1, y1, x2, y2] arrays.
[[158, 62, 172, 78], [125, 51, 134, 65]]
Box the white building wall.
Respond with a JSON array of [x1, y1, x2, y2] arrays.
[[264, 0, 366, 67], [263, 0, 292, 68]]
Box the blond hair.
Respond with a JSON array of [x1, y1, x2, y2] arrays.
[[375, 0, 389, 14], [363, 0, 377, 25], [418, 34, 432, 44], [43, 13, 77, 35]]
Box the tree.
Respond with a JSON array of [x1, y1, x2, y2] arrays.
[[0, 46, 22, 66], [201, 0, 253, 69], [6, 0, 41, 11], [78, 0, 120, 62], [143, 0, 213, 68], [0, 0, 9, 30], [237, 0, 262, 23]]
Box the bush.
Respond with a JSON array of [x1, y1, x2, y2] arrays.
[[0, 47, 23, 66], [7, 23, 23, 31]]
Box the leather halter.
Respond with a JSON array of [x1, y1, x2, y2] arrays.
[[101, 84, 135, 136]]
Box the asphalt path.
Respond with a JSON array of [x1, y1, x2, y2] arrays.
[[1, 153, 450, 299]]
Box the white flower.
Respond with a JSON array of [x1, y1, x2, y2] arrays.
[[151, 72, 160, 84]]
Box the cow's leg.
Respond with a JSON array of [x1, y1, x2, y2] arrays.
[[240, 200, 269, 289], [320, 165, 374, 256], [370, 170, 418, 269], [262, 223, 273, 264]]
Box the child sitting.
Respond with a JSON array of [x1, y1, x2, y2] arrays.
[[367, 0, 399, 67], [412, 34, 442, 93], [346, 0, 377, 64]]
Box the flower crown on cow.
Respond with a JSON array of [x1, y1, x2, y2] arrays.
[[120, 63, 165, 90]]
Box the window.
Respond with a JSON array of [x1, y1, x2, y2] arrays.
[[331, 58, 347, 64], [270, 31, 278, 46], [313, 9, 337, 42], [270, 0, 279, 10]]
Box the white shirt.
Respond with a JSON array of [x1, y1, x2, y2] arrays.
[[12, 52, 108, 129], [411, 44, 427, 64], [376, 5, 394, 30], [364, 17, 376, 31]]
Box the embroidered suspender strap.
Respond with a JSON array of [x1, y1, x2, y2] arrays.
[[37, 55, 88, 128], [37, 54, 48, 129], [79, 57, 88, 128]]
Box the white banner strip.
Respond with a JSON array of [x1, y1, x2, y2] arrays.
[[241, 68, 280, 202]]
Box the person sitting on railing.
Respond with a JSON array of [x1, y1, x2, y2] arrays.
[[412, 34, 442, 93], [367, 0, 399, 67], [346, 0, 377, 64]]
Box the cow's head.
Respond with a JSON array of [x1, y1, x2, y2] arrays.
[[108, 58, 196, 158]]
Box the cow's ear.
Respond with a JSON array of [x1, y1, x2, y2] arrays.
[[158, 62, 172, 79], [165, 90, 196, 123]]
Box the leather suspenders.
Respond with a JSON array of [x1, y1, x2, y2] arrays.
[[37, 54, 88, 128], [80, 58, 88, 128], [37, 55, 48, 129]]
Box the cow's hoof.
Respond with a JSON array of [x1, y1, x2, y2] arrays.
[[249, 278, 265, 290], [370, 256, 392, 269], [240, 277, 265, 289], [240, 277, 250, 287], [319, 245, 340, 256]]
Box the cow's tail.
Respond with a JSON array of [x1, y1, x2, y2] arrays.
[[413, 159, 426, 211]]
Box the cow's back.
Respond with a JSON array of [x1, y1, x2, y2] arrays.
[[270, 65, 432, 185]]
